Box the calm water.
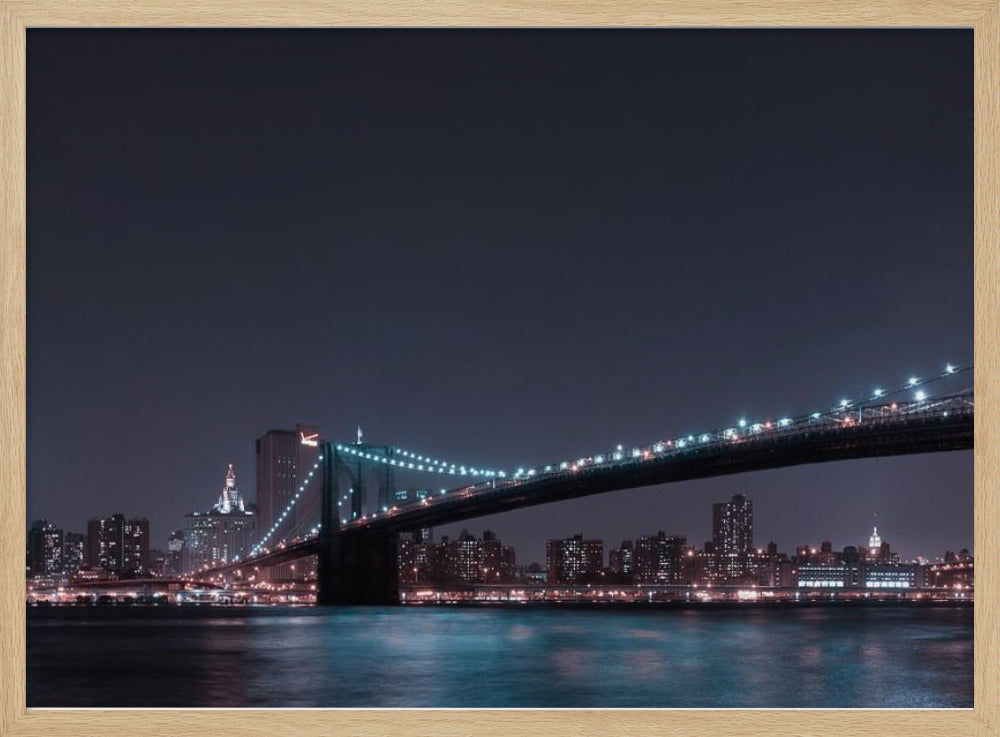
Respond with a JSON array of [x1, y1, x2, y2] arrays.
[[27, 604, 972, 708]]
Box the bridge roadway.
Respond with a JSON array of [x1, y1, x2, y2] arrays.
[[208, 393, 973, 595]]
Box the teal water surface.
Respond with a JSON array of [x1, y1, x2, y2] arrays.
[[27, 604, 972, 708]]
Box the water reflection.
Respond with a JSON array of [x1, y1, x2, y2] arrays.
[[27, 605, 972, 708]]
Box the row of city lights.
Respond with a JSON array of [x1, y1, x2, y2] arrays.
[[248, 456, 323, 556]]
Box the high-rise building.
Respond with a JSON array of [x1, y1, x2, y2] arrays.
[[62, 532, 85, 575], [713, 493, 753, 554], [255, 424, 323, 551], [633, 531, 687, 584], [546, 534, 603, 584], [255, 425, 324, 581], [184, 464, 255, 571], [166, 529, 187, 576], [28, 519, 63, 576], [86, 514, 149, 577], [712, 493, 754, 582]]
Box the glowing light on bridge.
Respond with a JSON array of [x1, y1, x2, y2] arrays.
[[333, 443, 506, 478]]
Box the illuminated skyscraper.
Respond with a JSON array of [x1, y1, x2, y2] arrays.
[[184, 464, 255, 571], [713, 493, 753, 554], [868, 525, 882, 554], [62, 532, 85, 575], [255, 424, 323, 580], [215, 463, 245, 513], [28, 519, 63, 576], [255, 424, 322, 546], [85, 514, 149, 577]]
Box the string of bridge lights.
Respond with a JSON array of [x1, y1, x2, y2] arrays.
[[338, 363, 973, 498], [332, 443, 507, 478], [249, 456, 324, 556], [333, 363, 970, 487]]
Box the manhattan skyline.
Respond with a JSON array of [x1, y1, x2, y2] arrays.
[[26, 29, 972, 565]]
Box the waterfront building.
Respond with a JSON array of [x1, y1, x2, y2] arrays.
[[862, 564, 918, 589], [401, 529, 515, 584], [62, 531, 85, 575], [796, 562, 862, 588], [711, 493, 756, 582], [713, 493, 753, 555], [928, 551, 974, 589], [756, 542, 793, 587], [682, 546, 720, 586], [633, 531, 687, 584], [546, 534, 604, 584], [28, 519, 63, 577], [608, 540, 635, 580], [85, 514, 150, 577]]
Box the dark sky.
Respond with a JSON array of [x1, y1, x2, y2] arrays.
[[26, 29, 973, 565]]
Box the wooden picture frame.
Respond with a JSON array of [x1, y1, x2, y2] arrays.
[[1, 2, 996, 734]]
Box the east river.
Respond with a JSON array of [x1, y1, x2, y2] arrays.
[[27, 603, 972, 708]]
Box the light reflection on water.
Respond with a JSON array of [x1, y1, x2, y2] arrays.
[[27, 605, 972, 708]]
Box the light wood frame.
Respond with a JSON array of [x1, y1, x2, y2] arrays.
[[1, 2, 997, 735]]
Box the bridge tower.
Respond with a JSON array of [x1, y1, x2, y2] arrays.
[[317, 441, 400, 605]]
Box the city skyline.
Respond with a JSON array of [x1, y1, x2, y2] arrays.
[[27, 469, 970, 576], [26, 390, 974, 565], [26, 29, 972, 569]]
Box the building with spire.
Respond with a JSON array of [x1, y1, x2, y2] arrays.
[[868, 525, 882, 555], [215, 463, 246, 514], [184, 464, 255, 572]]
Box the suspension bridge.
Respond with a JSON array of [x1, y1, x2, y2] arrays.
[[198, 364, 974, 604]]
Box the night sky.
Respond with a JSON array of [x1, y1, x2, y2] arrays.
[[26, 30, 972, 565]]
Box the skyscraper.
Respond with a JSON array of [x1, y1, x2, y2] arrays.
[[255, 424, 323, 579], [712, 493, 754, 582], [255, 425, 323, 545], [184, 464, 255, 571], [85, 514, 149, 577], [713, 493, 753, 555], [62, 531, 85, 575], [27, 519, 62, 577]]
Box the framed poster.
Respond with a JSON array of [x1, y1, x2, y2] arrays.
[[1, 1, 997, 735]]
